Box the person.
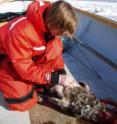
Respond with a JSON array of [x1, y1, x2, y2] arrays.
[[0, 0, 78, 111]]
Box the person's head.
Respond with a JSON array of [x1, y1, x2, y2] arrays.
[[45, 0, 78, 38]]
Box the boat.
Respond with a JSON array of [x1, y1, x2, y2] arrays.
[[0, 1, 117, 124]]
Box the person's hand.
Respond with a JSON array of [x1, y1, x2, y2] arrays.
[[58, 75, 79, 88]]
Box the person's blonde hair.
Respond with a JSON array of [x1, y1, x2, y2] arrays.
[[45, 0, 78, 36]]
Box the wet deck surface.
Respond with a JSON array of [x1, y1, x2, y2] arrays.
[[29, 103, 93, 124]]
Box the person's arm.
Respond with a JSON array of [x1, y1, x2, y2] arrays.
[[45, 37, 66, 71], [7, 30, 54, 85], [8, 28, 78, 88]]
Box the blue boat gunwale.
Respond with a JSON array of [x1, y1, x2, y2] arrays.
[[75, 8, 117, 29]]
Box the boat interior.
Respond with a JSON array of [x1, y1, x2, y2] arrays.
[[0, 1, 117, 124]]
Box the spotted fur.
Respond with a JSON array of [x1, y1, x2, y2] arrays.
[[48, 86, 106, 122]]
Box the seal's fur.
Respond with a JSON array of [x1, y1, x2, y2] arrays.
[[48, 85, 106, 122]]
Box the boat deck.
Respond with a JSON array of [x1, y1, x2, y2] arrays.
[[63, 38, 117, 100]]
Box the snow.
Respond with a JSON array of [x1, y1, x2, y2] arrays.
[[0, 0, 117, 21], [46, 0, 117, 22], [0, 1, 32, 13]]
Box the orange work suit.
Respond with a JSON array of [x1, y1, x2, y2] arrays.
[[0, 1, 64, 111]]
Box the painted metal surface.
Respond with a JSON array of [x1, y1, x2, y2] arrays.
[[63, 38, 117, 101], [75, 11, 117, 65], [63, 10, 117, 101]]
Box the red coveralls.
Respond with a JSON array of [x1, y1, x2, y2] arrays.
[[0, 1, 64, 111]]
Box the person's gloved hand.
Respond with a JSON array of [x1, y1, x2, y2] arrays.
[[58, 75, 79, 88]]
